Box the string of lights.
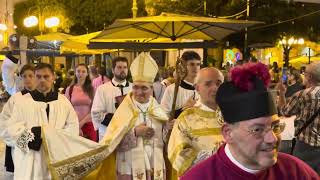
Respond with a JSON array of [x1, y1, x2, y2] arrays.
[[250, 9, 320, 31]]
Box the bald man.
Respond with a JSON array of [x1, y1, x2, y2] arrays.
[[168, 67, 225, 176]]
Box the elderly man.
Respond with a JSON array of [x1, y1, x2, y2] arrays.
[[181, 63, 319, 179], [168, 67, 225, 176], [104, 52, 172, 180], [0, 63, 79, 180], [278, 61, 320, 174]]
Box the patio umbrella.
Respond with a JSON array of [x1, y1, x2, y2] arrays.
[[60, 40, 112, 55], [60, 31, 113, 54], [289, 55, 320, 69], [89, 12, 262, 49], [88, 40, 217, 49], [35, 32, 74, 42]]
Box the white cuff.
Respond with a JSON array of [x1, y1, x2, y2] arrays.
[[16, 129, 35, 153]]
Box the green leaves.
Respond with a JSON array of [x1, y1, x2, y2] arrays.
[[13, 0, 320, 44], [13, 0, 73, 36]]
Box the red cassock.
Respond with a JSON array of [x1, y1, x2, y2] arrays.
[[181, 144, 319, 180]]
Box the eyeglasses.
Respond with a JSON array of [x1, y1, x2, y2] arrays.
[[244, 122, 285, 138]]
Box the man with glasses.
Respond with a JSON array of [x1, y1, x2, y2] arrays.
[[0, 63, 79, 179], [181, 63, 318, 179], [278, 61, 320, 174]]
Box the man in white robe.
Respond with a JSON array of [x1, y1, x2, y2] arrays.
[[91, 57, 132, 141], [40, 53, 171, 180], [161, 51, 201, 118], [0, 64, 36, 173], [0, 63, 79, 180], [111, 52, 170, 180], [168, 67, 225, 176]]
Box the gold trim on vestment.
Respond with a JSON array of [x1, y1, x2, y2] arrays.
[[41, 126, 59, 180], [42, 93, 168, 180], [42, 126, 111, 180], [138, 53, 145, 78], [168, 143, 198, 176], [190, 128, 221, 136], [168, 106, 224, 177], [51, 145, 108, 167], [178, 150, 197, 176], [169, 143, 191, 165], [132, 75, 155, 83], [179, 107, 219, 119]]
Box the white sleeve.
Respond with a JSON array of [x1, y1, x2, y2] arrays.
[[62, 99, 79, 136], [0, 103, 33, 152], [161, 85, 173, 115], [0, 96, 16, 144], [1, 57, 19, 95], [91, 86, 107, 130]]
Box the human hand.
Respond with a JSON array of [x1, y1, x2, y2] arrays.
[[166, 119, 175, 130], [276, 80, 287, 94], [134, 123, 155, 139], [182, 97, 198, 110], [79, 114, 92, 128]]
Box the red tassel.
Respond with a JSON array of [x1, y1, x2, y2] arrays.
[[230, 63, 271, 91]]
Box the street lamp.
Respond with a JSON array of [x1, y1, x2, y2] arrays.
[[279, 37, 304, 67], [23, 16, 39, 27], [132, 0, 138, 18], [0, 23, 8, 46], [44, 17, 60, 28], [23, 15, 60, 34], [0, 24, 8, 31]]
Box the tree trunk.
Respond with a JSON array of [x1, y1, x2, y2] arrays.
[[283, 48, 290, 68]]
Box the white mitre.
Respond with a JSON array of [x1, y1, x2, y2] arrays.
[[130, 52, 158, 83]]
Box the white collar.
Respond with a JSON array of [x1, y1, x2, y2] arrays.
[[224, 144, 260, 174], [112, 78, 127, 87], [133, 98, 151, 111], [195, 100, 215, 112]]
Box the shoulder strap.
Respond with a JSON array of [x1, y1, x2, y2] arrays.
[[295, 108, 320, 137], [290, 108, 320, 154]]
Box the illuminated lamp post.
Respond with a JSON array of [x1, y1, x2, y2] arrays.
[[132, 0, 138, 18], [279, 37, 304, 67], [0, 23, 8, 46], [23, 15, 60, 35]]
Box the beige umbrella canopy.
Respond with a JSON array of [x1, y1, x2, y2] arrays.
[[35, 32, 74, 42], [60, 31, 112, 54], [91, 12, 263, 43]]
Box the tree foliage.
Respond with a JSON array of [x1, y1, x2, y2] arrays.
[[13, 0, 320, 47], [13, 0, 73, 36], [14, 0, 147, 35], [153, 0, 320, 46]]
